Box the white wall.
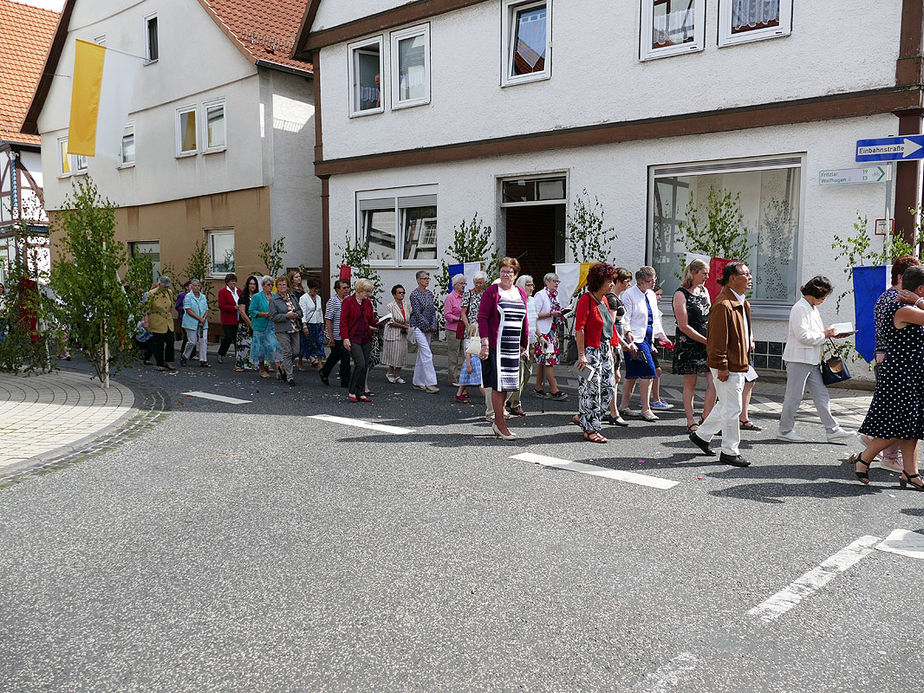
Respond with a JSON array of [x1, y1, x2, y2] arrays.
[[38, 0, 263, 210], [318, 0, 902, 160], [259, 70, 324, 270], [313, 0, 415, 32], [325, 114, 897, 349]]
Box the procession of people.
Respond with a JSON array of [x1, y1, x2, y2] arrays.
[[138, 254, 924, 492]]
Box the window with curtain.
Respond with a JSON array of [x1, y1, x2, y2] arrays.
[[393, 25, 429, 106], [651, 0, 696, 48], [512, 3, 547, 75], [731, 0, 779, 33], [350, 38, 383, 115]]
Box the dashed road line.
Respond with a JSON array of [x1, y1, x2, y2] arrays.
[[510, 452, 679, 490], [748, 535, 880, 622], [632, 652, 702, 692], [182, 391, 252, 405], [876, 529, 924, 560], [309, 414, 414, 435]]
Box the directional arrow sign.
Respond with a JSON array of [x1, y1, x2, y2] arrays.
[[856, 135, 924, 162], [819, 166, 889, 185]]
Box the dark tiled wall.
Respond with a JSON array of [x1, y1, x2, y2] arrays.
[[752, 341, 784, 370]]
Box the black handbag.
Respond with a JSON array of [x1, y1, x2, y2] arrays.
[[821, 339, 851, 385]]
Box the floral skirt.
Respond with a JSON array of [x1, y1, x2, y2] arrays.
[[302, 323, 325, 358], [250, 327, 282, 364], [534, 330, 561, 366], [236, 323, 254, 370]]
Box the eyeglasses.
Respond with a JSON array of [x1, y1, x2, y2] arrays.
[[395, 291, 405, 295], [736, 272, 752, 277], [500, 269, 516, 276]]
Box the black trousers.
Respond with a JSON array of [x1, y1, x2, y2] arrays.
[[218, 324, 238, 357], [149, 330, 175, 366], [321, 339, 351, 385], [348, 341, 372, 396]]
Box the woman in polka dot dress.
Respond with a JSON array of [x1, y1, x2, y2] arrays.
[[854, 266, 924, 490]]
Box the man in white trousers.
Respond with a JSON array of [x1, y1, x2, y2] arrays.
[[688, 262, 753, 467]]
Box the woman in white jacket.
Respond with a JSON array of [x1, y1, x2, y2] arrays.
[[778, 276, 854, 443]]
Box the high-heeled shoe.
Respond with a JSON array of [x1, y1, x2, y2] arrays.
[[899, 473, 924, 491], [849, 451, 871, 485], [491, 423, 516, 440]]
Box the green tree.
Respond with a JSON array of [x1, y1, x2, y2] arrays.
[[258, 236, 286, 278], [335, 231, 383, 305], [183, 239, 213, 303], [49, 177, 147, 387], [438, 213, 500, 297], [564, 188, 618, 263], [677, 187, 754, 264]]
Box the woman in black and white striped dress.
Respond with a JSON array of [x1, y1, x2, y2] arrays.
[[477, 257, 529, 440]]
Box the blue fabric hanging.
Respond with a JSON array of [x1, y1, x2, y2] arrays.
[[852, 265, 888, 363]]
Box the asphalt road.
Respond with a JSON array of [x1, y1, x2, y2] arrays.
[[1, 358, 922, 692]]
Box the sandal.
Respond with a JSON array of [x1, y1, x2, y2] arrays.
[[686, 423, 699, 434], [571, 415, 582, 427], [583, 430, 608, 444], [849, 452, 871, 485], [533, 388, 547, 398], [900, 473, 924, 491], [510, 406, 526, 417], [739, 420, 763, 431]]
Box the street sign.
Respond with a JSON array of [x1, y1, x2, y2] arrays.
[[856, 135, 924, 162], [875, 218, 894, 236], [819, 166, 888, 185]]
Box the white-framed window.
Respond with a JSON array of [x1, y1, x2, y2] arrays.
[[129, 241, 161, 282], [502, 0, 551, 86], [204, 100, 226, 151], [120, 122, 135, 167], [57, 137, 71, 176], [718, 0, 791, 47], [390, 24, 430, 109], [207, 230, 235, 276], [500, 175, 567, 206], [176, 105, 197, 156], [145, 13, 159, 62], [349, 36, 385, 116], [639, 0, 706, 61], [648, 155, 802, 305], [357, 186, 438, 266]]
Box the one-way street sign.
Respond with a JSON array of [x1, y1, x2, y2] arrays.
[[856, 135, 924, 162]]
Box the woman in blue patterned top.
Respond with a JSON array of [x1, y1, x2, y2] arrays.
[[410, 270, 439, 393]]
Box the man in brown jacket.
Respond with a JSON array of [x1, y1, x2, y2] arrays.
[[689, 262, 753, 467]]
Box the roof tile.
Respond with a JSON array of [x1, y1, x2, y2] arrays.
[[0, 0, 61, 145]]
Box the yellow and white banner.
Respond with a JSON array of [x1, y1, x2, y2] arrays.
[[68, 39, 140, 158]]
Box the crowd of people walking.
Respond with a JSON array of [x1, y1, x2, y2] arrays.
[[140, 252, 924, 492]]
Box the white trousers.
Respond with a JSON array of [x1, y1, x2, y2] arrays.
[[779, 361, 839, 434], [183, 327, 208, 362], [412, 329, 437, 386], [697, 369, 745, 456]]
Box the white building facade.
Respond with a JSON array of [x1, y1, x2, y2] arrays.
[[24, 0, 321, 291], [295, 0, 924, 370]]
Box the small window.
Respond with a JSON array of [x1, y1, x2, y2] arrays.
[[145, 14, 159, 62], [502, 0, 551, 86], [205, 102, 226, 150], [120, 123, 135, 166], [361, 203, 397, 261], [640, 0, 705, 60], [130, 241, 161, 282], [391, 25, 430, 109], [58, 137, 71, 176], [177, 106, 197, 155], [501, 176, 566, 204], [74, 154, 88, 174], [719, 0, 791, 47], [349, 37, 384, 116], [207, 230, 235, 276]]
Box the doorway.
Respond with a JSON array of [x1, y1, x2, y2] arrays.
[[500, 174, 567, 281]]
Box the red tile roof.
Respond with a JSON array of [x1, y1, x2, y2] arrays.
[[198, 0, 313, 74], [0, 0, 61, 145]]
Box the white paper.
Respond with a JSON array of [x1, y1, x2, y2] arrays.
[[745, 365, 759, 382]]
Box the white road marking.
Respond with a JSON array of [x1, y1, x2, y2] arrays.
[[632, 652, 702, 692], [309, 414, 413, 435], [182, 391, 252, 405], [748, 535, 881, 622], [876, 529, 924, 560], [510, 452, 679, 490]]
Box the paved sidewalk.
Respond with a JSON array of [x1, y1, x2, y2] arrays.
[[0, 371, 134, 471]]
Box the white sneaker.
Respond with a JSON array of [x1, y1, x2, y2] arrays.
[[827, 428, 855, 445], [778, 430, 806, 442]]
